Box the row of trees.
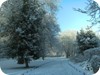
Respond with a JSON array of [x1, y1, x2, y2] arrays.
[[75, 0, 100, 73], [58, 0, 100, 57], [58, 28, 99, 58], [0, 0, 60, 67], [0, 0, 99, 69]]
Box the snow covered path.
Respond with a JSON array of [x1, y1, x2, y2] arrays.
[[0, 57, 91, 75]]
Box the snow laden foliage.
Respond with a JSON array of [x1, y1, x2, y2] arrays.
[[84, 48, 100, 73], [74, 0, 100, 25], [74, 0, 100, 45], [0, 0, 60, 67], [76, 28, 99, 53], [58, 30, 78, 58], [71, 47, 100, 73]]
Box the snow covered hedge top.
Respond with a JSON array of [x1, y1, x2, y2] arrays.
[[70, 47, 100, 63]]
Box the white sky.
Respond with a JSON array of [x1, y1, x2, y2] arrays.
[[0, 0, 7, 7]]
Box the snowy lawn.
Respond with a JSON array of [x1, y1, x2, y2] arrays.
[[0, 57, 91, 75]]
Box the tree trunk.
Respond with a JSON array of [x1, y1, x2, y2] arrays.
[[65, 50, 68, 58], [17, 56, 24, 64], [42, 56, 45, 60], [24, 58, 29, 68]]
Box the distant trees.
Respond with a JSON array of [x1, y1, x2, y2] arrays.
[[59, 30, 78, 58], [76, 28, 99, 54], [0, 0, 60, 67]]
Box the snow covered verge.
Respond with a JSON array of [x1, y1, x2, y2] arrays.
[[0, 57, 91, 75], [70, 47, 100, 74]]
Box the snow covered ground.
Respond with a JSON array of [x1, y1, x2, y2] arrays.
[[0, 57, 91, 75]]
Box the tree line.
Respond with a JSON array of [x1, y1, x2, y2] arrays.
[[0, 0, 100, 70]]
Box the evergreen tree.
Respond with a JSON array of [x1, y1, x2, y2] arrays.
[[76, 28, 99, 54], [0, 0, 60, 67]]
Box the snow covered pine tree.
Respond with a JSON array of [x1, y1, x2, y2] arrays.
[[76, 28, 99, 54], [0, 0, 60, 68]]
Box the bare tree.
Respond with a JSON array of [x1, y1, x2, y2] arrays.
[[59, 30, 78, 58]]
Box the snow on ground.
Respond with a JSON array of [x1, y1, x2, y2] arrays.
[[76, 60, 93, 73], [0, 57, 91, 75]]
